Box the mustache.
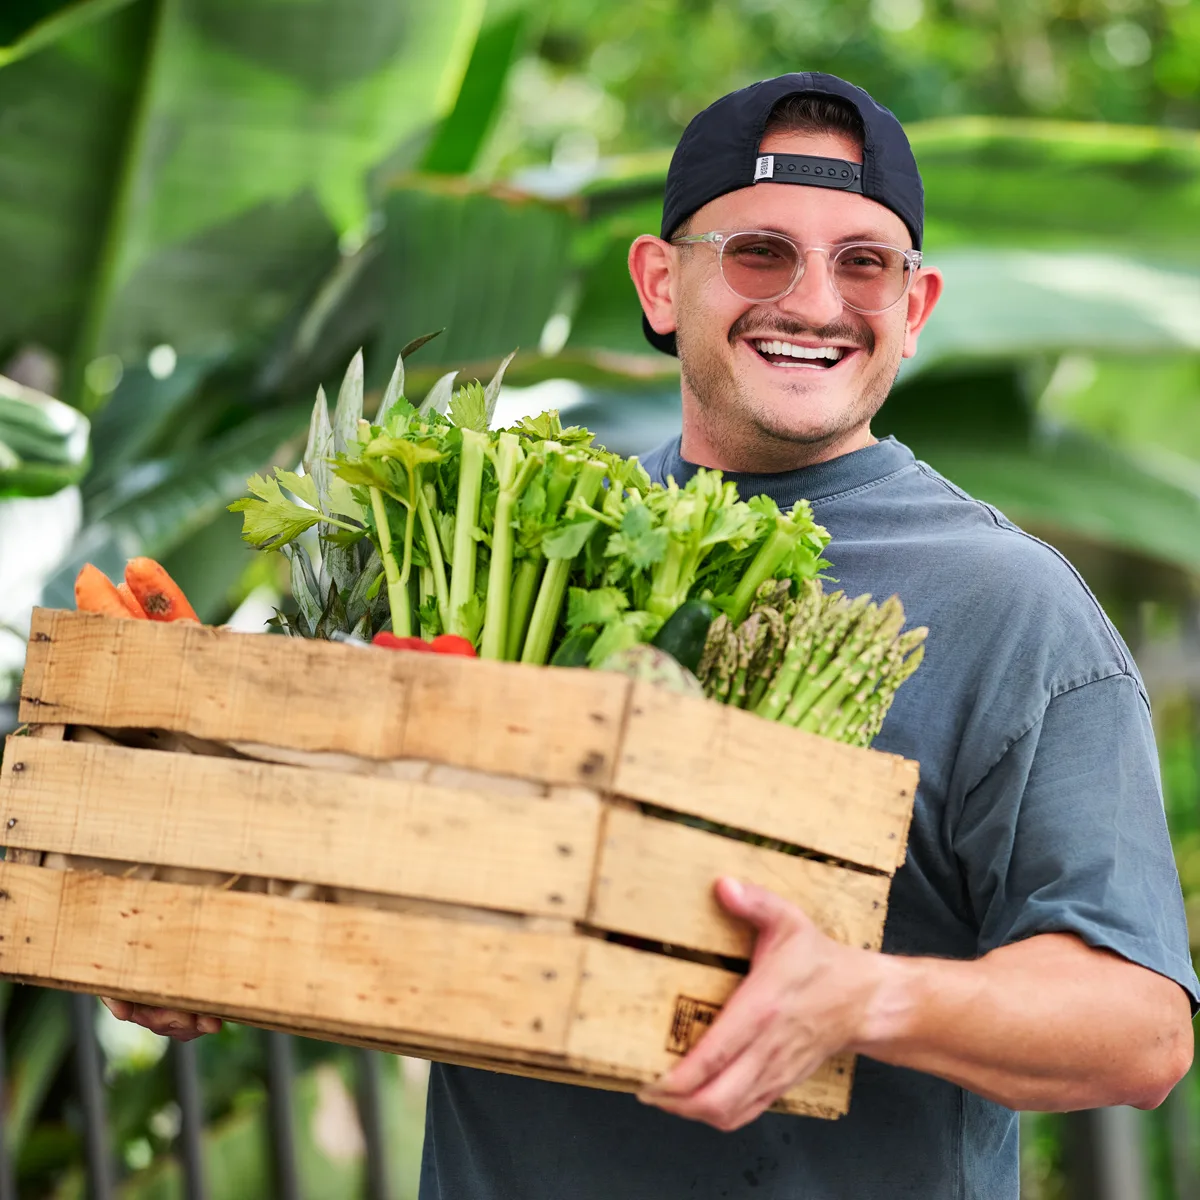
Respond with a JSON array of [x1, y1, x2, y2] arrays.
[[728, 310, 874, 354]]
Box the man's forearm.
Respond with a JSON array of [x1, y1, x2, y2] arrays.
[[853, 932, 1193, 1111]]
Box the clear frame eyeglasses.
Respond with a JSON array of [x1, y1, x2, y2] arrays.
[[669, 229, 923, 315]]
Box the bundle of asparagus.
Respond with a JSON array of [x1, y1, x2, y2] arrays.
[[697, 579, 927, 748]]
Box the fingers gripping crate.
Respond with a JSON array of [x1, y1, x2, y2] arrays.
[[0, 609, 918, 1119]]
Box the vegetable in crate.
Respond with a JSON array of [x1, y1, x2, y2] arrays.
[[226, 345, 923, 746], [229, 346, 830, 663], [696, 579, 928, 748], [74, 559, 196, 623]]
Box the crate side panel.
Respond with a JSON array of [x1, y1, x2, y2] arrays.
[[0, 863, 581, 1054], [0, 739, 600, 919], [590, 807, 891, 958], [19, 610, 631, 787], [614, 683, 918, 874], [0, 861, 62, 976], [401, 660, 630, 789], [568, 939, 852, 1119], [18, 610, 412, 758]]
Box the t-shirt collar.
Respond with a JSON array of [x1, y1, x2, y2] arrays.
[[649, 435, 915, 505]]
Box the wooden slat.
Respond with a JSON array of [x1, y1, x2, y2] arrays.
[[2, 723, 63, 867], [18, 610, 631, 788], [590, 806, 891, 958], [568, 939, 853, 1119], [0, 863, 582, 1055], [0, 738, 600, 919], [399, 658, 628, 788], [614, 683, 918, 874]]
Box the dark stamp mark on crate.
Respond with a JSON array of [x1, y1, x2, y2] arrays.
[[666, 995, 720, 1056]]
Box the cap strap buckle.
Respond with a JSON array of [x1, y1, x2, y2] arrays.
[[753, 154, 863, 193]]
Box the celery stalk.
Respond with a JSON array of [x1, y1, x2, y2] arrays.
[[480, 432, 523, 660], [521, 459, 607, 665], [417, 482, 450, 631], [370, 485, 410, 636], [448, 428, 487, 638], [505, 447, 577, 659]]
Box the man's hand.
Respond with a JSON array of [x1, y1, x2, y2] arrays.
[[638, 877, 879, 1131], [638, 877, 1193, 1131], [101, 997, 222, 1042]]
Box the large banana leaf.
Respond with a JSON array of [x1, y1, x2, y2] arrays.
[[270, 176, 576, 392], [0, 0, 486, 403], [906, 250, 1200, 373]]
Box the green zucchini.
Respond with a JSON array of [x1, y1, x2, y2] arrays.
[[652, 598, 720, 673], [549, 627, 599, 668]]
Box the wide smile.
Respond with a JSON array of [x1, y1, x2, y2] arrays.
[[741, 337, 862, 373]]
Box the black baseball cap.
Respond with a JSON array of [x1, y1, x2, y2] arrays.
[[643, 72, 925, 356]]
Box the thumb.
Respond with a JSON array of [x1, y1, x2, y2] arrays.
[[714, 876, 800, 933]]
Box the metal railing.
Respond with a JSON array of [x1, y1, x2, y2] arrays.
[[0, 990, 396, 1200]]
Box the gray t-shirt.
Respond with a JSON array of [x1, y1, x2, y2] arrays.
[[420, 435, 1198, 1200]]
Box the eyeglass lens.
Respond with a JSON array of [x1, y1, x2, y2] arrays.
[[719, 232, 912, 313]]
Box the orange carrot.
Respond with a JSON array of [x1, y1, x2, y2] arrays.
[[75, 564, 136, 619], [116, 581, 148, 619], [124, 557, 200, 623]]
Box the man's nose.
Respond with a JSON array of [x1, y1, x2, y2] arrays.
[[773, 250, 844, 329]]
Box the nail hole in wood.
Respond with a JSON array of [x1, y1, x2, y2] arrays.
[[10, 763, 24, 773]]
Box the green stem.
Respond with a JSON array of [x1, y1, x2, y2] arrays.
[[416, 483, 450, 630], [370, 485, 409, 636], [506, 448, 579, 659], [729, 518, 801, 624], [481, 432, 523, 660], [520, 459, 607, 665], [448, 428, 487, 638], [505, 557, 543, 660]]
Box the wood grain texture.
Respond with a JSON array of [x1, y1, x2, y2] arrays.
[[0, 737, 601, 918], [399, 658, 629, 788], [568, 938, 853, 1118], [1, 723, 63, 866], [590, 806, 891, 958], [19, 610, 631, 787], [0, 863, 582, 1055], [614, 682, 919, 874]]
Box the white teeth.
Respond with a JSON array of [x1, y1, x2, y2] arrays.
[[753, 340, 845, 362]]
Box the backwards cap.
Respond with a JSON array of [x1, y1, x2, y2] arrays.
[[645, 71, 924, 356]]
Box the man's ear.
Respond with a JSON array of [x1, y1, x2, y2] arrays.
[[902, 266, 944, 359], [628, 235, 677, 338]]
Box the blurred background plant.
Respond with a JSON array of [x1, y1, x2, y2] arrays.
[[0, 0, 1197, 1195]]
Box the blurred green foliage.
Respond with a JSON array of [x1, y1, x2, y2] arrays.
[[487, 0, 1199, 177]]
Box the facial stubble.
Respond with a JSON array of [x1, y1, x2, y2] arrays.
[[676, 298, 904, 459]]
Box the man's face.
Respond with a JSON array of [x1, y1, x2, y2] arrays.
[[667, 129, 935, 463]]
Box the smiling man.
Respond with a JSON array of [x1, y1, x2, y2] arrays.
[[115, 72, 1197, 1200], [419, 73, 1197, 1199]]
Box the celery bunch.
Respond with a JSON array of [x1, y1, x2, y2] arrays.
[[229, 347, 834, 666]]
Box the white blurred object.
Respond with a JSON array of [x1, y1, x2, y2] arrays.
[[95, 1001, 169, 1074], [224, 583, 280, 634], [0, 486, 82, 699], [489, 379, 587, 429]]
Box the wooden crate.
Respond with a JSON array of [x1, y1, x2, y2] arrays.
[[0, 608, 918, 1119]]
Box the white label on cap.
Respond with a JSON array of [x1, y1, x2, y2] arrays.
[[754, 155, 774, 181]]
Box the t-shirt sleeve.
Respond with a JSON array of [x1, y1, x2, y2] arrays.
[[952, 671, 1199, 1010]]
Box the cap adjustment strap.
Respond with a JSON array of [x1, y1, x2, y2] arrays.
[[752, 154, 863, 193]]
